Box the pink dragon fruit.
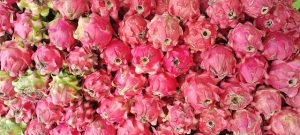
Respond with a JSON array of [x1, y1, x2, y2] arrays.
[[241, 0, 275, 18], [163, 45, 194, 77], [117, 118, 152, 135], [153, 123, 175, 135], [67, 47, 98, 76], [168, 0, 200, 22], [83, 70, 112, 101], [282, 9, 300, 36], [228, 109, 263, 135], [265, 60, 300, 97], [147, 13, 183, 51], [206, 0, 243, 28], [118, 14, 148, 47], [220, 80, 253, 110], [201, 45, 237, 79], [0, 4, 13, 36], [112, 67, 146, 97], [237, 55, 268, 87], [101, 39, 132, 71], [48, 72, 81, 106], [90, 0, 120, 21], [74, 13, 113, 51], [36, 99, 64, 126], [25, 119, 50, 135], [254, 4, 290, 32], [48, 18, 76, 51], [84, 117, 116, 135], [184, 17, 218, 52], [50, 123, 79, 135], [131, 45, 163, 74], [32, 44, 64, 75], [0, 100, 8, 116], [262, 32, 294, 61], [125, 0, 156, 17], [155, 0, 169, 14], [0, 71, 15, 99], [0, 41, 33, 77], [51, 0, 89, 20], [2, 0, 17, 7], [252, 87, 282, 119], [131, 94, 161, 125], [146, 72, 178, 98], [166, 102, 197, 134], [198, 108, 229, 135], [5, 97, 35, 123], [182, 71, 220, 113], [286, 92, 300, 111], [228, 22, 265, 58], [269, 108, 300, 135], [96, 96, 129, 125]]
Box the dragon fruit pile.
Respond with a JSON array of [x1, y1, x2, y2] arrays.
[[1, 0, 300, 134]]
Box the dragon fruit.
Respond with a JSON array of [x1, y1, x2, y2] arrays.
[[163, 45, 193, 77], [25, 119, 50, 135], [166, 102, 197, 134], [35, 99, 64, 126], [182, 72, 221, 113], [48, 72, 81, 106], [32, 44, 63, 75], [155, 0, 169, 14], [0, 71, 15, 99], [131, 45, 163, 74], [117, 118, 151, 135], [131, 94, 161, 125], [198, 108, 229, 135], [0, 41, 33, 77], [168, 0, 200, 22], [118, 14, 148, 47], [90, 0, 120, 21], [228, 109, 263, 135], [84, 117, 116, 135], [252, 87, 282, 119], [74, 13, 113, 51], [201, 45, 237, 79], [5, 97, 35, 123], [96, 96, 129, 125], [228, 22, 265, 58], [153, 123, 175, 135], [269, 108, 300, 135], [147, 13, 183, 51], [50, 123, 79, 135], [286, 92, 300, 111], [48, 18, 76, 51], [83, 70, 112, 101], [125, 0, 156, 17], [0, 100, 8, 116], [101, 39, 132, 71], [262, 32, 294, 61], [51, 0, 89, 20], [0, 4, 13, 36], [184, 17, 218, 52], [113, 67, 146, 97], [265, 60, 300, 97], [220, 80, 253, 110], [67, 47, 98, 76], [206, 0, 243, 28], [146, 72, 178, 98], [241, 0, 275, 18]]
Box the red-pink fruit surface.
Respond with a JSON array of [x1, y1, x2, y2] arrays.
[[0, 4, 13, 36], [286, 92, 300, 110], [147, 14, 183, 51], [90, 0, 120, 20], [25, 119, 50, 135], [51, 0, 89, 20], [125, 0, 156, 17], [0, 74, 15, 99], [5, 97, 35, 123], [13, 12, 32, 40], [184, 17, 218, 52], [35, 100, 64, 126], [117, 118, 151, 135], [50, 123, 79, 135], [155, 0, 169, 14], [168, 0, 200, 22], [241, 0, 274, 18], [102, 39, 132, 71], [228, 22, 264, 58], [0, 100, 8, 116], [118, 14, 148, 47], [84, 117, 116, 135], [153, 123, 175, 135]]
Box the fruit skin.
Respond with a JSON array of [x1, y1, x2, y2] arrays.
[[83, 117, 116, 135], [147, 13, 183, 52], [90, 0, 120, 21], [131, 45, 163, 74], [163, 45, 194, 77], [0, 4, 13, 36], [35, 99, 64, 126], [286, 92, 300, 111], [51, 0, 89, 20], [25, 119, 50, 135], [262, 32, 294, 61], [117, 118, 152, 135], [74, 13, 113, 51], [228, 22, 265, 58], [146, 72, 178, 98], [118, 14, 148, 47], [125, 0, 156, 17], [201, 45, 237, 79], [206, 0, 243, 28], [155, 0, 170, 15], [101, 39, 132, 71], [48, 18, 76, 51], [5, 97, 35, 123], [184, 17, 218, 52], [32, 44, 64, 75], [241, 0, 275, 18], [0, 41, 33, 77], [0, 71, 15, 99], [50, 123, 80, 135], [168, 0, 200, 23]]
